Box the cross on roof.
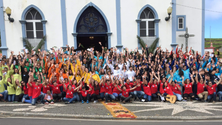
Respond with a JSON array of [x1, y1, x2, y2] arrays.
[[179, 27, 195, 52]]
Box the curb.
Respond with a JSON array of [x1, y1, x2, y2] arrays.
[[1, 111, 222, 120]]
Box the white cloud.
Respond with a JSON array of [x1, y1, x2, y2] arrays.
[[205, 0, 222, 20]]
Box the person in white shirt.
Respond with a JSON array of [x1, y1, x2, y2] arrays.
[[126, 66, 136, 82]]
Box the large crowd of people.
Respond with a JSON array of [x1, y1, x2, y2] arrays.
[[0, 42, 222, 105]]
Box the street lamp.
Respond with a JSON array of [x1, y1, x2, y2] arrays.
[[5, 7, 14, 23], [165, 7, 172, 21], [89, 36, 94, 40]]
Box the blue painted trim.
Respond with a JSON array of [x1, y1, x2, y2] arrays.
[[72, 33, 78, 49], [20, 5, 47, 50], [73, 2, 112, 49], [0, 0, 8, 57], [60, 0, 68, 48], [136, 19, 141, 36], [171, 0, 177, 47], [202, 0, 205, 56], [176, 15, 186, 31], [116, 0, 122, 51], [21, 5, 45, 20], [107, 32, 112, 49], [137, 4, 159, 19], [137, 4, 160, 48]]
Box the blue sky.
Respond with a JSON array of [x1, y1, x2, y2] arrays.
[[205, 0, 222, 38]]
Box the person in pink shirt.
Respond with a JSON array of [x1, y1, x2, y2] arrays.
[[44, 90, 54, 104]]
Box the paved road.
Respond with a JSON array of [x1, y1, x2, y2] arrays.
[[1, 101, 222, 119], [0, 117, 222, 125]]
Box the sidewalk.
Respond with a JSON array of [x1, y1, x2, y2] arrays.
[[0, 101, 222, 120]]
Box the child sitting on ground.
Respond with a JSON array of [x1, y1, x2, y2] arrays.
[[79, 86, 92, 104], [44, 90, 54, 104]]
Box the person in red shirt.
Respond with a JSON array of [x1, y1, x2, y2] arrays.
[[28, 74, 44, 105], [23, 74, 35, 103], [195, 72, 208, 102], [90, 80, 101, 103], [22, 81, 30, 103], [112, 79, 122, 100], [151, 72, 160, 100], [182, 75, 195, 101], [72, 79, 83, 102], [206, 79, 221, 103], [115, 83, 138, 104], [49, 81, 63, 102], [104, 76, 115, 103], [162, 81, 174, 96], [124, 79, 133, 89], [63, 82, 81, 104], [99, 76, 106, 100], [61, 78, 70, 99], [158, 76, 171, 101], [79, 85, 92, 104], [42, 79, 51, 95], [133, 76, 144, 101], [142, 77, 152, 102], [124, 79, 134, 96], [159, 77, 167, 96], [169, 74, 183, 101]]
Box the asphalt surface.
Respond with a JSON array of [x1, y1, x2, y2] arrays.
[[0, 102, 109, 115], [0, 117, 222, 125], [1, 101, 222, 120]]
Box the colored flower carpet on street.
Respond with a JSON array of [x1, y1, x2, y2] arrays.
[[101, 101, 137, 119]]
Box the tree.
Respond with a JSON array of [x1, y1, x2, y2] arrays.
[[137, 35, 159, 54], [23, 36, 46, 53]]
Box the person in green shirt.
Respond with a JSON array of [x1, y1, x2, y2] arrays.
[[35, 62, 43, 73], [0, 75, 8, 101]]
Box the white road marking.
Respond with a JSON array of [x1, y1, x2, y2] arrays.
[[130, 102, 222, 115], [1, 116, 222, 123]]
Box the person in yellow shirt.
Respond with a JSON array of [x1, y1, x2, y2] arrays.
[[91, 71, 100, 83], [75, 70, 82, 83], [84, 68, 90, 85], [0, 75, 7, 101], [14, 79, 24, 102], [7, 77, 16, 102]]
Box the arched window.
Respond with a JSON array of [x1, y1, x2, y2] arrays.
[[140, 8, 155, 37], [25, 8, 43, 39], [77, 7, 107, 34]]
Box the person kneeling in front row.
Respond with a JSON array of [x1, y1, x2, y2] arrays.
[[116, 84, 138, 104]]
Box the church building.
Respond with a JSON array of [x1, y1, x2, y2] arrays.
[[0, 0, 205, 57]]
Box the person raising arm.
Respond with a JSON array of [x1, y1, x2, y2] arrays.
[[115, 83, 138, 104]]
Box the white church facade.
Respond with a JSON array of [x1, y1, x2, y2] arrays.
[[0, 0, 205, 57]]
